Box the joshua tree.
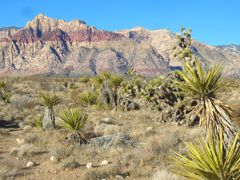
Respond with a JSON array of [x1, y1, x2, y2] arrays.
[[40, 93, 62, 129], [174, 28, 195, 66]]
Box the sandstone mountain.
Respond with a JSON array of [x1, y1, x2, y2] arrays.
[[0, 14, 239, 77], [0, 14, 168, 77]]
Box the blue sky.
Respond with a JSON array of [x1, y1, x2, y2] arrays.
[[0, 0, 239, 45]]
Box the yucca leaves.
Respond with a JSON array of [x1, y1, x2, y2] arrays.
[[174, 60, 223, 99], [172, 130, 240, 180], [175, 60, 236, 147], [29, 116, 43, 128], [110, 75, 123, 89], [79, 91, 98, 106], [59, 108, 89, 132], [40, 93, 62, 108]]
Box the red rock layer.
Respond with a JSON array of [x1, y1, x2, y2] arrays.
[[0, 27, 123, 44]]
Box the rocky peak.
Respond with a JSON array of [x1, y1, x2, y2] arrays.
[[26, 13, 89, 33]]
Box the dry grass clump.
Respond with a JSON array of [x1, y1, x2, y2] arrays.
[[152, 169, 183, 180], [0, 129, 10, 136], [49, 144, 73, 161], [83, 164, 123, 180], [10, 133, 47, 158], [10, 144, 44, 158], [60, 156, 80, 170]]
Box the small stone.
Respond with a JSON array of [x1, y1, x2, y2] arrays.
[[18, 122, 24, 128], [86, 162, 93, 169], [50, 156, 58, 162], [100, 160, 108, 165], [102, 118, 110, 122], [16, 138, 25, 145], [116, 175, 124, 179], [23, 125, 32, 131], [26, 161, 35, 167], [146, 127, 153, 132]]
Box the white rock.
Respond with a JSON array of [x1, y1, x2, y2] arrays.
[[100, 160, 108, 165], [102, 118, 111, 122], [146, 127, 153, 132], [50, 156, 58, 162], [23, 125, 32, 131], [86, 162, 93, 169], [116, 175, 124, 179], [26, 161, 35, 167], [16, 138, 25, 145]]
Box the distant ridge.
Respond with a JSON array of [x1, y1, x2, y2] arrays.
[[0, 14, 239, 77]]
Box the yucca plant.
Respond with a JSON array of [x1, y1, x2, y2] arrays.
[[172, 129, 240, 180], [79, 76, 90, 84], [79, 91, 98, 106], [59, 108, 89, 142], [40, 93, 62, 129], [110, 75, 123, 90], [174, 60, 237, 147], [93, 72, 112, 88]]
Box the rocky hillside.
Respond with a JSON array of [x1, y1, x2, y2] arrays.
[[0, 14, 169, 77], [117, 27, 240, 77], [0, 14, 240, 77]]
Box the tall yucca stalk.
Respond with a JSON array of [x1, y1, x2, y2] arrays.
[[172, 129, 240, 180], [175, 60, 237, 148], [40, 93, 62, 129]]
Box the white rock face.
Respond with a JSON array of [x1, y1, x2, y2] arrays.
[[86, 162, 93, 169], [26, 161, 35, 167]]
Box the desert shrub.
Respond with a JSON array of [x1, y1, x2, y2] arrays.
[[24, 133, 41, 144], [172, 130, 240, 180], [152, 169, 183, 180], [0, 129, 10, 136], [79, 76, 90, 84], [10, 94, 31, 111], [60, 156, 80, 169], [50, 144, 73, 160], [10, 144, 44, 157]]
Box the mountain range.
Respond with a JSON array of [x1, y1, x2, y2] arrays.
[[0, 14, 239, 77]]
